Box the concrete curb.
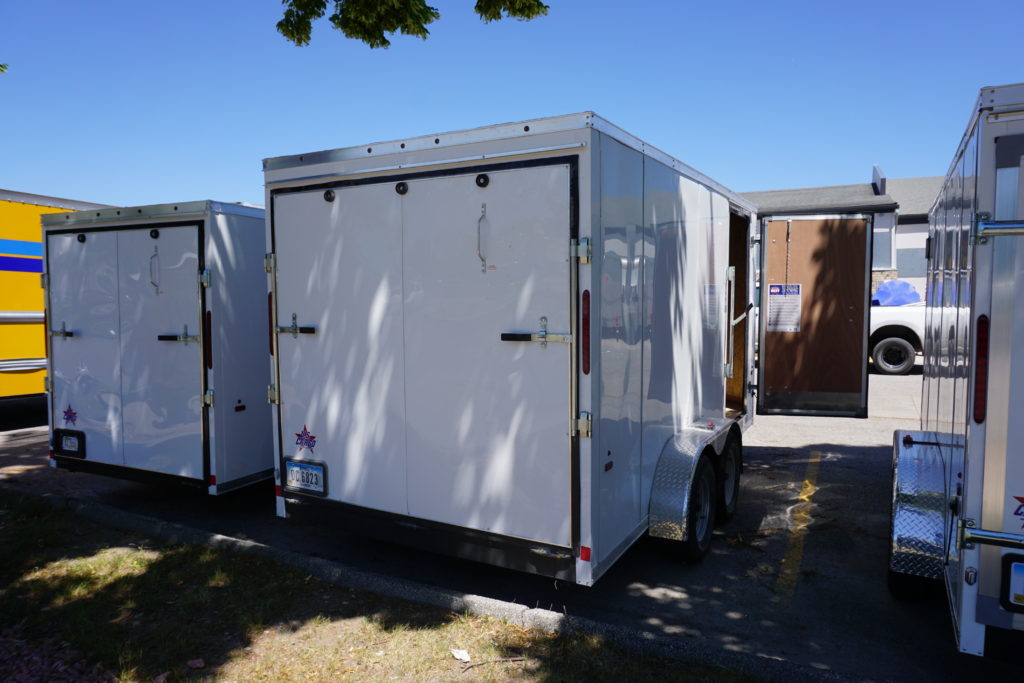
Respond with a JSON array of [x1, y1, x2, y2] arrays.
[[4, 484, 848, 682]]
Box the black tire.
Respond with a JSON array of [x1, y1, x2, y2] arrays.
[[716, 437, 742, 523], [886, 568, 936, 601], [872, 337, 916, 375], [681, 455, 717, 562]]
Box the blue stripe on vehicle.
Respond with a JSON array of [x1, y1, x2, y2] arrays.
[[0, 255, 44, 273], [0, 239, 43, 258]]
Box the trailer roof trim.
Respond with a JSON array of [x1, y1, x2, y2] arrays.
[[932, 82, 1024, 215], [0, 189, 112, 211], [263, 112, 756, 214], [41, 200, 265, 227]]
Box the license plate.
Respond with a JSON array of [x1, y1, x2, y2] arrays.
[[285, 460, 325, 495], [1010, 562, 1024, 606], [61, 435, 79, 452]]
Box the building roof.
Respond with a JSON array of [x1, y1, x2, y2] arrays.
[[0, 189, 111, 211], [741, 183, 897, 215], [885, 176, 943, 217]]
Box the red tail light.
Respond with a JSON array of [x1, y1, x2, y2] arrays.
[[581, 290, 591, 375], [973, 315, 990, 424], [204, 310, 213, 370], [268, 292, 274, 356]]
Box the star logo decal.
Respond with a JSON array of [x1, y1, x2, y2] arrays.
[[295, 425, 317, 453], [62, 404, 77, 426], [1013, 497, 1024, 529]]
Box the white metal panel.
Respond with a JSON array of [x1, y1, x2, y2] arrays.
[[274, 184, 407, 513], [46, 231, 122, 465], [117, 226, 204, 478], [597, 138, 645, 557], [403, 165, 573, 547], [206, 210, 274, 486]]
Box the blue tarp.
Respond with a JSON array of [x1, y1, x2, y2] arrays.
[[872, 279, 921, 306]]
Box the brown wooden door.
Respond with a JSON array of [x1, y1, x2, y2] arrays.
[[758, 216, 870, 417]]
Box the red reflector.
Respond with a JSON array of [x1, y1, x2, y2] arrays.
[[209, 475, 217, 486], [579, 546, 591, 562], [275, 485, 283, 497], [903, 434, 914, 448], [48, 449, 55, 458], [204, 310, 213, 370], [268, 292, 274, 356], [973, 315, 990, 424], [581, 290, 591, 375]]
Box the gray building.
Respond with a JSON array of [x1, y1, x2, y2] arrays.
[[743, 169, 942, 300]]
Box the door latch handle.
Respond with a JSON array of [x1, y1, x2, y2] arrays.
[[277, 313, 316, 338], [157, 324, 199, 344], [50, 321, 75, 338], [500, 317, 571, 347]]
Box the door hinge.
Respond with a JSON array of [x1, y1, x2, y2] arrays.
[[43, 376, 51, 393], [264, 253, 276, 274], [573, 238, 591, 264], [573, 411, 592, 439], [40, 273, 48, 290], [268, 385, 280, 405], [199, 269, 211, 288], [203, 390, 214, 407]]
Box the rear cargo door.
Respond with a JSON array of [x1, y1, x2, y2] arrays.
[[46, 231, 123, 464], [272, 184, 408, 514], [403, 164, 574, 548], [117, 226, 205, 478], [757, 216, 871, 417]]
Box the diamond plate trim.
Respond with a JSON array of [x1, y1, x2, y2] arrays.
[[649, 423, 732, 541], [889, 431, 947, 579]]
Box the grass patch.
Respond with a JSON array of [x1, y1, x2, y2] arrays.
[[0, 489, 757, 681]]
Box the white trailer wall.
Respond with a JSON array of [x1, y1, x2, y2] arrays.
[[594, 133, 731, 562]]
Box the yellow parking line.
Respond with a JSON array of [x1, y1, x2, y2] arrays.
[[775, 449, 822, 600]]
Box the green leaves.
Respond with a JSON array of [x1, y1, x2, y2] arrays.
[[474, 0, 549, 23], [0, 64, 8, 73], [277, 0, 549, 47]]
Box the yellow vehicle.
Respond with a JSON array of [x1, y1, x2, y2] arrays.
[[0, 190, 109, 402]]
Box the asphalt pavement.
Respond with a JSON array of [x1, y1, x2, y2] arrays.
[[1, 371, 1021, 681]]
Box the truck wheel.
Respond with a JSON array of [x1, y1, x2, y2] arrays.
[[681, 455, 717, 562], [716, 437, 741, 523], [872, 337, 915, 375]]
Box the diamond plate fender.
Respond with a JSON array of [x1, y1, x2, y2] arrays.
[[890, 430, 947, 579], [648, 423, 732, 541]]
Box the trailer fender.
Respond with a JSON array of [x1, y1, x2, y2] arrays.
[[889, 430, 946, 579], [648, 424, 732, 541]]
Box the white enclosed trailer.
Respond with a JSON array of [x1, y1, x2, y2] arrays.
[[889, 83, 1024, 655], [43, 201, 274, 494], [263, 114, 759, 584]]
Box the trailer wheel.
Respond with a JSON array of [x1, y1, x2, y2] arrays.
[[716, 437, 741, 523], [681, 455, 717, 562], [886, 568, 936, 601], [872, 337, 916, 375]]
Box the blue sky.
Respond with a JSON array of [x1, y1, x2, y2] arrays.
[[2, 1, 1021, 207]]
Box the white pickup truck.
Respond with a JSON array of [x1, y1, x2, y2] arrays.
[[868, 302, 925, 374]]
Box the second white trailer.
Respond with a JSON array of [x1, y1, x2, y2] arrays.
[[264, 114, 759, 584], [889, 83, 1024, 656], [43, 201, 273, 494]]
